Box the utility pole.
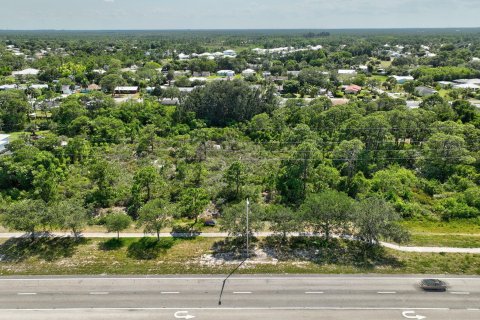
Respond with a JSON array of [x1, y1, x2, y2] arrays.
[[246, 198, 249, 259], [218, 198, 250, 306]]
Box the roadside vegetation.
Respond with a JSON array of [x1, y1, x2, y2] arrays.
[[0, 30, 480, 274], [0, 236, 479, 275]]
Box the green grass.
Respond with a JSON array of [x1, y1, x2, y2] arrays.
[[400, 220, 480, 235], [7, 130, 50, 142], [0, 236, 479, 276], [371, 75, 388, 83], [405, 234, 480, 248]]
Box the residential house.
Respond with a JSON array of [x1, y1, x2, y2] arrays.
[[437, 81, 455, 88], [30, 84, 49, 90], [114, 86, 139, 94], [344, 84, 362, 94], [0, 84, 18, 90], [161, 98, 180, 105], [193, 71, 211, 77], [223, 50, 237, 57], [393, 75, 414, 84], [12, 68, 40, 77], [0, 134, 10, 153], [415, 86, 438, 97], [217, 70, 235, 77], [287, 71, 301, 77], [87, 84, 102, 91], [406, 101, 421, 109], [338, 69, 357, 75], [242, 69, 256, 77], [453, 83, 480, 90], [178, 53, 190, 60]]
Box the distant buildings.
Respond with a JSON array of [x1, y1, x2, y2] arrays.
[[393, 75, 414, 84], [415, 86, 438, 97], [344, 84, 362, 94], [114, 86, 139, 94], [0, 134, 10, 153], [12, 68, 40, 77], [242, 69, 256, 77], [217, 70, 235, 77], [338, 69, 357, 75]]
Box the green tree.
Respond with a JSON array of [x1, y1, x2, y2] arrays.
[[224, 161, 246, 200], [137, 198, 174, 240], [220, 201, 264, 239], [179, 187, 209, 224], [353, 197, 409, 247], [300, 190, 353, 242], [137, 124, 157, 156], [105, 212, 132, 239], [51, 199, 89, 239], [332, 139, 365, 179], [277, 142, 320, 204], [0, 90, 30, 132], [132, 166, 160, 203], [179, 80, 278, 127], [100, 74, 124, 94], [2, 199, 50, 239], [418, 133, 474, 181], [267, 205, 298, 240]]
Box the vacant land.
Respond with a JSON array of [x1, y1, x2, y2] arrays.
[[0, 237, 479, 276]]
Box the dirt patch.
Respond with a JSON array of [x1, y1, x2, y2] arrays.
[[199, 247, 278, 267]]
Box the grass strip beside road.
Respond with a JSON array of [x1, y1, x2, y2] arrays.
[[0, 237, 479, 276], [405, 234, 480, 249]]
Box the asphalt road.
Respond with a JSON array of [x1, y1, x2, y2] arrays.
[[0, 275, 479, 319]]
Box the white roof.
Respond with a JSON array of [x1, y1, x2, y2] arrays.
[[30, 84, 49, 89], [242, 69, 256, 74], [12, 68, 40, 76], [190, 77, 207, 82], [453, 83, 480, 89], [338, 69, 357, 74], [453, 78, 480, 85], [0, 84, 18, 90], [93, 69, 107, 74], [115, 86, 139, 91], [393, 75, 414, 81]]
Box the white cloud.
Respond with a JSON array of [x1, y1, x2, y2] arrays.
[[103, 0, 115, 3]]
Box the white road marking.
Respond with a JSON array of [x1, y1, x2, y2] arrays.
[[161, 292, 180, 294], [305, 291, 324, 294], [233, 292, 252, 294], [0, 307, 451, 311], [89, 292, 109, 295], [17, 293, 37, 295], [451, 292, 470, 295], [467, 308, 480, 311], [378, 291, 397, 294]]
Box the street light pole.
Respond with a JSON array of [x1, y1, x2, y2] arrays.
[[218, 198, 250, 306], [246, 198, 249, 259]]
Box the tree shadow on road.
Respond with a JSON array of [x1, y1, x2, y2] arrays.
[[0, 235, 87, 262], [261, 236, 404, 270]]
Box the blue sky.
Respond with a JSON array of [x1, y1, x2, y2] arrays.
[[1, 0, 479, 30]]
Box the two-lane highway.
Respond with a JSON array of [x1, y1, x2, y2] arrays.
[[0, 275, 479, 319]]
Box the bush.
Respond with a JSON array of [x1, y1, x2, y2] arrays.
[[100, 238, 124, 251], [127, 237, 174, 260]]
